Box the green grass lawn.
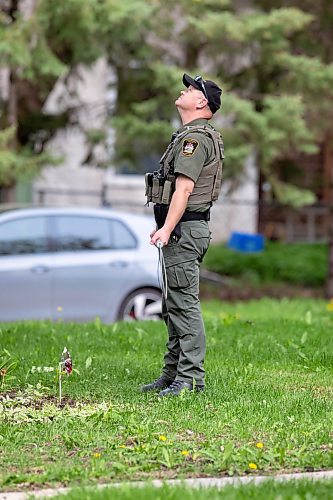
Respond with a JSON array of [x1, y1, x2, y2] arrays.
[[0, 298, 333, 492], [53, 479, 333, 500]]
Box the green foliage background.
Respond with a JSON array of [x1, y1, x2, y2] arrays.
[[1, 0, 333, 204]]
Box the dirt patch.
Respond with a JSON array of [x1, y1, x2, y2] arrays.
[[0, 390, 77, 409], [200, 282, 324, 301]]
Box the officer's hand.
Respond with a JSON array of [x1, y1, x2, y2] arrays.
[[150, 228, 156, 239], [150, 226, 171, 247]]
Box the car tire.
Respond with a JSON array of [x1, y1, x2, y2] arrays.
[[117, 287, 162, 321]]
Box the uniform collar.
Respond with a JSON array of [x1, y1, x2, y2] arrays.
[[177, 118, 209, 134]]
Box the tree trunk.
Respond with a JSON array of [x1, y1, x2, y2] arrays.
[[257, 163, 264, 235], [7, 0, 19, 125], [328, 204, 333, 298], [8, 71, 18, 130], [8, 0, 19, 17], [323, 133, 333, 297]]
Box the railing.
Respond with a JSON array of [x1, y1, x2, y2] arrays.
[[36, 186, 110, 207]]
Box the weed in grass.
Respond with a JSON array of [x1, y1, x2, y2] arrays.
[[0, 349, 17, 389]]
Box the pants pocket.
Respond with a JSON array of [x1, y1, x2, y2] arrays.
[[190, 225, 210, 239], [167, 264, 190, 289], [189, 225, 211, 261]]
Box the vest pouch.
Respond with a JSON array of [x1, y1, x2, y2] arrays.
[[145, 173, 153, 202], [161, 180, 172, 204], [152, 177, 163, 203]]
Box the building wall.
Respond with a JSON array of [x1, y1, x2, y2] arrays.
[[33, 57, 112, 206]]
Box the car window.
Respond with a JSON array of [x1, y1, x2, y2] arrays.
[[54, 216, 112, 251], [110, 219, 137, 249], [0, 217, 48, 255]]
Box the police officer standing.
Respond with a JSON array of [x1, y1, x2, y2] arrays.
[[142, 74, 224, 397]]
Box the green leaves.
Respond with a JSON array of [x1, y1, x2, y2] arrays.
[[191, 7, 313, 48], [37, 0, 103, 65], [221, 92, 318, 201], [270, 179, 316, 208], [278, 53, 333, 97], [0, 10, 66, 78], [243, 8, 313, 45], [0, 127, 58, 185]]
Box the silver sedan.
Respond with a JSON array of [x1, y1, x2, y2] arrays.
[[0, 207, 161, 323]]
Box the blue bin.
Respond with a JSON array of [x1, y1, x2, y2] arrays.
[[227, 232, 265, 253]]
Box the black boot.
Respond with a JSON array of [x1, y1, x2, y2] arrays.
[[159, 380, 204, 397], [140, 375, 174, 393]]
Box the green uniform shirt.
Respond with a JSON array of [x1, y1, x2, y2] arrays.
[[173, 118, 215, 212]]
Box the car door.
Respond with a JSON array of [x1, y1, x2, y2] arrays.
[[51, 214, 139, 322], [0, 215, 53, 321]]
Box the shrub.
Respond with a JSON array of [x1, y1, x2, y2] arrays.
[[204, 242, 327, 287]]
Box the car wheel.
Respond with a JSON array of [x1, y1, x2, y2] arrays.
[[118, 288, 162, 321]]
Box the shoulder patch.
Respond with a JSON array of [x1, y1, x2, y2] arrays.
[[182, 138, 199, 157]]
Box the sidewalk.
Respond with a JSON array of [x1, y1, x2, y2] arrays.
[[1, 470, 333, 499]]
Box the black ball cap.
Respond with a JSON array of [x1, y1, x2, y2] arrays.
[[183, 73, 222, 114]]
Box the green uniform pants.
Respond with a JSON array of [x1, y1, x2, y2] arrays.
[[161, 220, 211, 387]]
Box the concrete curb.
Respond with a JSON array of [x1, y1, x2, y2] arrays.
[[1, 470, 333, 499]]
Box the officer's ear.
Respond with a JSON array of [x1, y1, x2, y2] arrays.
[[196, 97, 208, 110]]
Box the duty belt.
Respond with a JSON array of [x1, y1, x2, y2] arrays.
[[154, 204, 210, 241], [180, 210, 210, 222]]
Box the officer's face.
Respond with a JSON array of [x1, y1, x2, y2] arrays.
[[175, 85, 205, 110]]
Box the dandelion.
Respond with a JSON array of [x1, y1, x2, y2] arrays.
[[249, 462, 257, 470], [181, 450, 189, 456], [256, 442, 264, 449], [118, 445, 126, 449], [159, 435, 167, 441], [57, 306, 63, 312], [326, 299, 333, 312], [93, 452, 101, 458]]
